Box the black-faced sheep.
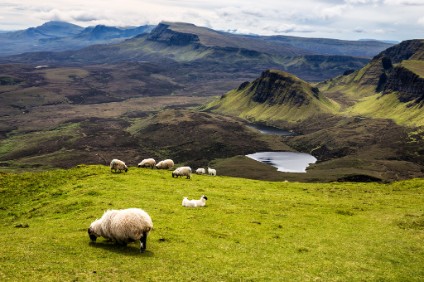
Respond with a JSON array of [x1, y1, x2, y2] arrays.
[[195, 168, 206, 175], [156, 159, 174, 169], [88, 208, 153, 253], [138, 158, 156, 169], [182, 195, 208, 207], [172, 166, 192, 179], [110, 159, 128, 173], [207, 167, 216, 176]]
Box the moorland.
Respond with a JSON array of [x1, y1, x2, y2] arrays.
[[0, 21, 422, 182]]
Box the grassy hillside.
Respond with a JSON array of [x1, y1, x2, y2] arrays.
[[1, 165, 423, 281], [205, 70, 338, 124]]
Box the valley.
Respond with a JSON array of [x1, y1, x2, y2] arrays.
[[0, 22, 423, 182]]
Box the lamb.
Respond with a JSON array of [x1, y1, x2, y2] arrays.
[[110, 159, 128, 173], [88, 208, 153, 253], [155, 159, 174, 169], [172, 166, 192, 179], [195, 168, 206, 175], [138, 158, 156, 169], [182, 195, 208, 207], [207, 167, 216, 176]]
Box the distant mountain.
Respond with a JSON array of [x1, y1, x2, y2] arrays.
[[1, 21, 386, 82], [74, 24, 154, 41], [262, 35, 393, 58], [0, 21, 155, 56], [5, 21, 83, 40]]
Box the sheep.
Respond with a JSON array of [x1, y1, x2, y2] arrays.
[[207, 167, 216, 176], [195, 168, 206, 175], [138, 158, 156, 169], [110, 159, 128, 173], [182, 195, 208, 207], [88, 208, 153, 253], [155, 159, 174, 169], [172, 166, 192, 179]]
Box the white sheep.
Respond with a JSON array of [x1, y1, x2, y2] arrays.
[[110, 159, 128, 173], [182, 195, 208, 207], [207, 167, 216, 176], [88, 208, 153, 253], [138, 158, 156, 169], [156, 159, 174, 169], [172, 166, 192, 179], [195, 168, 206, 175]]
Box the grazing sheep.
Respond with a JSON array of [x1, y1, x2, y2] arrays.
[[88, 208, 153, 253], [138, 158, 156, 169], [195, 168, 206, 175], [110, 159, 128, 173], [156, 159, 174, 169], [182, 195, 208, 207], [172, 166, 192, 179], [207, 167, 216, 176]]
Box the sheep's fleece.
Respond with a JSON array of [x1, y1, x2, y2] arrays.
[[88, 208, 153, 252], [182, 195, 208, 207]]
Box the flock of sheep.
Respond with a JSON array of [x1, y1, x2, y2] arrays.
[[88, 158, 215, 253]]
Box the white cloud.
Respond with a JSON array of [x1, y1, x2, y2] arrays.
[[0, 0, 422, 41]]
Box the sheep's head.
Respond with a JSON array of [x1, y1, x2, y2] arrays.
[[88, 219, 102, 241], [88, 227, 97, 241], [202, 195, 208, 200]]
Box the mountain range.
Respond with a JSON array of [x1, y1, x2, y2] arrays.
[[0, 21, 155, 57], [0, 21, 422, 182]]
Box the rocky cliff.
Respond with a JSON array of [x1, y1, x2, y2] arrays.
[[246, 70, 320, 106], [147, 23, 200, 46]]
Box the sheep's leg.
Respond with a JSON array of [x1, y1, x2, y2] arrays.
[[140, 232, 148, 253]]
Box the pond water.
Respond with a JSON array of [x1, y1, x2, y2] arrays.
[[246, 151, 317, 173], [247, 123, 297, 136]]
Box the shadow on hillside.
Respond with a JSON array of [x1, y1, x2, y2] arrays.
[[88, 241, 154, 257]]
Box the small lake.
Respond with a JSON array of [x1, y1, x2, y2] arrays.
[[247, 124, 297, 136], [246, 151, 317, 173]]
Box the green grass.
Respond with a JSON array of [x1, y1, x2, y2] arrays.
[[346, 93, 424, 127], [0, 165, 423, 281], [401, 60, 424, 78]]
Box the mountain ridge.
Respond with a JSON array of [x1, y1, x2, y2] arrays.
[[0, 21, 155, 57]]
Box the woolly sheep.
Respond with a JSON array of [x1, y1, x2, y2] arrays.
[[110, 159, 128, 173], [182, 195, 208, 207], [138, 158, 156, 169], [207, 167, 216, 176], [156, 159, 174, 169], [88, 208, 153, 253], [195, 168, 206, 175], [172, 166, 192, 179]]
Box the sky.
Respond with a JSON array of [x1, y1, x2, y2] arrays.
[[1, 0, 423, 41]]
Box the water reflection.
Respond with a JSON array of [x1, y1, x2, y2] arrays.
[[247, 124, 296, 136], [246, 151, 317, 173]]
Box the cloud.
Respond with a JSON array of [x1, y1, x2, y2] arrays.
[[384, 0, 424, 5], [0, 0, 422, 41]]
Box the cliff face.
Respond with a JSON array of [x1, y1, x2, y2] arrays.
[[247, 70, 320, 106], [147, 23, 200, 46], [349, 39, 424, 104], [382, 66, 424, 104]]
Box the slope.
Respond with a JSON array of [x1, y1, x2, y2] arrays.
[[1, 166, 423, 280], [321, 39, 424, 126], [205, 69, 337, 124]]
